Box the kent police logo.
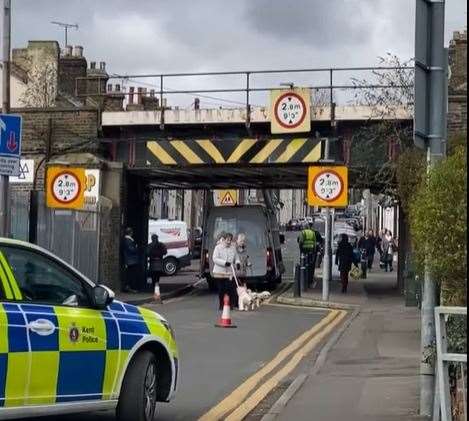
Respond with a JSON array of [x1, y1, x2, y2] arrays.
[[69, 324, 80, 343]]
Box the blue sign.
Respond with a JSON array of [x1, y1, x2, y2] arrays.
[[0, 114, 22, 176]]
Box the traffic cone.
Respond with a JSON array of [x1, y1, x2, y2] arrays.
[[215, 294, 237, 328]]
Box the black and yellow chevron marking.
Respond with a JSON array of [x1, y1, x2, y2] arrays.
[[146, 138, 322, 167]]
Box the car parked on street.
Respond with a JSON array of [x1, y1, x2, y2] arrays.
[[286, 219, 301, 231], [0, 238, 179, 421]]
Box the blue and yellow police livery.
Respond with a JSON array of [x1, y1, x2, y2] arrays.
[[0, 238, 178, 421]]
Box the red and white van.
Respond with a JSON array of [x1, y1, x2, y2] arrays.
[[148, 219, 191, 275]]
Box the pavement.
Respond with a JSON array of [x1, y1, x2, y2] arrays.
[[116, 261, 201, 305], [272, 268, 424, 421]]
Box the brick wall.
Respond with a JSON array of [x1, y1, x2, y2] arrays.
[[10, 107, 99, 191], [448, 30, 467, 138]]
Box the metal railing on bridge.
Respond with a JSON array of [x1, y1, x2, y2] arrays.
[[81, 65, 414, 128]]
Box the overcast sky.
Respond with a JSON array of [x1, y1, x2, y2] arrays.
[[8, 0, 467, 107]]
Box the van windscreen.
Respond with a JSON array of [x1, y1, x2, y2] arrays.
[[212, 216, 266, 249]]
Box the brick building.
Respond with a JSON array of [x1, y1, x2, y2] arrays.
[[448, 30, 467, 139]]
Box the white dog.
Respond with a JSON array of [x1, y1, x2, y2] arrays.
[[237, 286, 254, 311], [258, 291, 271, 301]]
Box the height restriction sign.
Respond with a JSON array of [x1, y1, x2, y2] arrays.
[[307, 166, 348, 207], [270, 88, 311, 134], [46, 166, 86, 209]]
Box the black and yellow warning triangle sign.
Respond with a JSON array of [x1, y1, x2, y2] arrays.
[[219, 190, 237, 206]]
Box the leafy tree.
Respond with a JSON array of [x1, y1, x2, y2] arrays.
[[410, 143, 467, 305]]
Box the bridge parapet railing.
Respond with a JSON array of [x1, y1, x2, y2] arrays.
[[90, 65, 414, 129]]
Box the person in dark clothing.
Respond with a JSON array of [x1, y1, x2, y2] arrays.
[[147, 234, 167, 302], [335, 234, 357, 293], [121, 227, 139, 293], [357, 231, 376, 277]]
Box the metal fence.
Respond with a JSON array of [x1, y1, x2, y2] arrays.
[[434, 306, 467, 421], [9, 191, 101, 283]]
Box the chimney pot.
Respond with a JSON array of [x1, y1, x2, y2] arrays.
[[90, 61, 96, 70], [64, 45, 73, 56], [73, 45, 83, 57]]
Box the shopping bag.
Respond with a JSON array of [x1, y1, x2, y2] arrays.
[[349, 265, 361, 280]]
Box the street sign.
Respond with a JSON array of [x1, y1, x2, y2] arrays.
[[218, 190, 237, 206], [46, 166, 85, 210], [0, 114, 22, 176], [307, 166, 348, 207], [9, 159, 34, 184], [270, 88, 311, 134]]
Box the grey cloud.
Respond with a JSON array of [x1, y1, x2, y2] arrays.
[[244, 0, 378, 47]]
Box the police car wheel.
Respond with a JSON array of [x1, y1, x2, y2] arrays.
[[117, 350, 158, 421]]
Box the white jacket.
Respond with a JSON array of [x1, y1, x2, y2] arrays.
[[212, 243, 240, 277]]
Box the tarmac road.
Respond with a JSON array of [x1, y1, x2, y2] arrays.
[[26, 285, 329, 421]]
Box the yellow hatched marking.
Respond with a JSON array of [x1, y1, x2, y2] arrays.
[[0, 252, 22, 300], [199, 310, 341, 421], [5, 352, 29, 407], [147, 141, 177, 165], [171, 141, 204, 164], [196, 140, 225, 163], [0, 261, 13, 300], [275, 138, 307, 163], [227, 138, 257, 163], [250, 139, 283, 164], [302, 142, 322, 162], [225, 311, 348, 421], [27, 352, 59, 405], [0, 305, 8, 353]]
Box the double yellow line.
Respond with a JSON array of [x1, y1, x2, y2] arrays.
[[199, 308, 347, 421]]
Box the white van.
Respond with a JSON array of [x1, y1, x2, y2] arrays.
[[148, 219, 191, 276]]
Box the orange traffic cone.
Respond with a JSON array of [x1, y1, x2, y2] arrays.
[[215, 294, 237, 328]]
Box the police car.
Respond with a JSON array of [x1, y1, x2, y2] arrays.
[[0, 238, 178, 421]]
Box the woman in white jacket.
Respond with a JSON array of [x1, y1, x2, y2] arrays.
[[212, 232, 240, 310]]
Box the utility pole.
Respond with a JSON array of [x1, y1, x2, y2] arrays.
[[414, 0, 447, 416], [0, 0, 11, 237], [322, 137, 332, 301], [51, 21, 78, 47]]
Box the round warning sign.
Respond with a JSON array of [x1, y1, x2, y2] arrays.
[[274, 92, 307, 129], [51, 171, 82, 204], [312, 170, 344, 202]]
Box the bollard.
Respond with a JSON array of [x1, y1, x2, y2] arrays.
[[300, 253, 307, 292], [293, 263, 301, 298]]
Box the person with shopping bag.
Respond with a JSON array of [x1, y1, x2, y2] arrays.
[[335, 233, 358, 293]]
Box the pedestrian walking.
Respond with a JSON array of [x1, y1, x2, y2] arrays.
[[121, 227, 139, 293], [147, 234, 167, 302], [212, 232, 240, 310], [375, 229, 383, 257], [335, 234, 357, 293], [360, 230, 377, 271], [297, 222, 317, 285], [382, 231, 396, 272]]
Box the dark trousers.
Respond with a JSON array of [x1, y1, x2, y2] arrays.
[[360, 260, 367, 278], [340, 271, 349, 293], [150, 271, 160, 287], [384, 258, 393, 272], [367, 253, 375, 269], [124, 264, 139, 291], [217, 278, 237, 310]]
